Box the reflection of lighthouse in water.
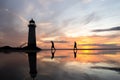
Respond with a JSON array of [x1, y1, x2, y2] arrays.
[[28, 52, 37, 80], [28, 19, 36, 49]]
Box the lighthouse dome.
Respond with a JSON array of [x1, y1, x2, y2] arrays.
[[29, 19, 35, 24]]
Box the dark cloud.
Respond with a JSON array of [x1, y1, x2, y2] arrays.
[[79, 12, 101, 25], [83, 13, 97, 25], [43, 40, 69, 43], [79, 44, 119, 47], [54, 40, 69, 43], [92, 26, 120, 32]]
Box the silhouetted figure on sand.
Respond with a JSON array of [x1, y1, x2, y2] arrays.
[[51, 41, 56, 50], [74, 41, 77, 50]]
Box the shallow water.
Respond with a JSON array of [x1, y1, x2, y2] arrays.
[[0, 50, 120, 80]]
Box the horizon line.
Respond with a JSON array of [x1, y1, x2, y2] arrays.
[[41, 48, 120, 50]]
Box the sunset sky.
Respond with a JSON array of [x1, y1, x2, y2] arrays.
[[0, 0, 120, 49]]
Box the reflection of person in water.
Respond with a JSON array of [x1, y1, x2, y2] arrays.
[[74, 41, 77, 50], [74, 50, 77, 58], [51, 41, 56, 50], [51, 49, 56, 59]]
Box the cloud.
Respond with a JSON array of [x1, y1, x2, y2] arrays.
[[80, 12, 101, 26], [37, 22, 65, 39], [54, 40, 69, 43], [79, 44, 118, 47], [42, 40, 69, 43], [92, 26, 120, 32], [78, 44, 120, 48], [82, 0, 93, 3], [37, 0, 63, 8], [0, 0, 119, 49], [0, 9, 27, 47]]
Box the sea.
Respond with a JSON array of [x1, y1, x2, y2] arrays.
[[0, 50, 120, 80]]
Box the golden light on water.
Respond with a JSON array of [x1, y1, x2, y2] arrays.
[[81, 46, 92, 53], [75, 54, 103, 63], [82, 50, 91, 53]]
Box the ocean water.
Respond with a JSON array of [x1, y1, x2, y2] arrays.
[[0, 50, 120, 80]]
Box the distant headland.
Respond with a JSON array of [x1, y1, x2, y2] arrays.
[[0, 46, 41, 52]]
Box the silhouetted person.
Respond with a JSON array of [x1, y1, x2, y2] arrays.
[[27, 52, 37, 80], [74, 41, 77, 50], [51, 49, 56, 59], [74, 50, 77, 58], [51, 41, 56, 50]]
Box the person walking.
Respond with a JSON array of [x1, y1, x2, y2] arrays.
[[74, 41, 77, 50], [51, 41, 56, 50]]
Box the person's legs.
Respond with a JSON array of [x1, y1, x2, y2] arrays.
[[74, 46, 77, 50]]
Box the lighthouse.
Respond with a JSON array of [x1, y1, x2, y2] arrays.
[[28, 19, 36, 49]]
